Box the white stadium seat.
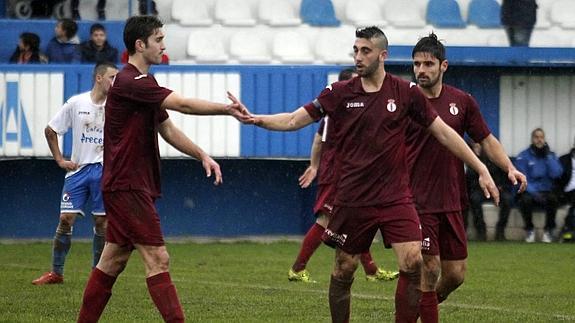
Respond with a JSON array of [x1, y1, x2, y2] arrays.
[[344, 0, 387, 27], [214, 0, 257, 26], [272, 30, 315, 63], [550, 0, 575, 29], [384, 0, 427, 28], [172, 0, 214, 26], [187, 30, 229, 63], [229, 31, 272, 63], [314, 26, 356, 64], [258, 0, 302, 26]]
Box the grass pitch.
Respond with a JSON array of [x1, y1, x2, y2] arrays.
[[0, 240, 573, 322]]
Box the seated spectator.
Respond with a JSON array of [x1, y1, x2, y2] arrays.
[[78, 23, 118, 64], [46, 18, 80, 63], [558, 138, 575, 241], [71, 0, 107, 20], [120, 49, 168, 65], [9, 32, 48, 64], [466, 142, 514, 241], [515, 128, 563, 243]]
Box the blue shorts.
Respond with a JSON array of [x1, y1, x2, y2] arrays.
[[60, 163, 105, 216]]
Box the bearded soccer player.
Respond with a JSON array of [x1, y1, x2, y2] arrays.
[[290, 68, 399, 283], [76, 16, 250, 323], [33, 62, 118, 286], [230, 26, 499, 322], [406, 33, 527, 322]]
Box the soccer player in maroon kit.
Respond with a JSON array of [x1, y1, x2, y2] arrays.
[[230, 26, 499, 323], [76, 16, 250, 323], [406, 33, 527, 322], [290, 68, 399, 283]]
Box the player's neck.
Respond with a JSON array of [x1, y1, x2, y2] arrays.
[[361, 69, 386, 93], [90, 88, 106, 105], [128, 55, 150, 75], [419, 83, 443, 99]]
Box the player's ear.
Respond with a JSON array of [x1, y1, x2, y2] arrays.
[[379, 49, 388, 62], [135, 39, 145, 53], [441, 59, 448, 73]]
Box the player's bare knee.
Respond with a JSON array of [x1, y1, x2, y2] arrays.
[[57, 213, 76, 234], [316, 214, 329, 228], [401, 249, 423, 273], [333, 250, 358, 280], [93, 216, 107, 236]]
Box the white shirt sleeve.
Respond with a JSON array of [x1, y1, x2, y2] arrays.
[[48, 99, 73, 135]]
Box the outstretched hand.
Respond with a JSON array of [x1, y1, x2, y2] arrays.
[[226, 91, 255, 124], [201, 155, 223, 186], [508, 169, 527, 193], [298, 166, 318, 188], [479, 172, 500, 206]]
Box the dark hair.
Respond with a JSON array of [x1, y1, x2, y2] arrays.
[[58, 18, 78, 39], [338, 67, 356, 81], [531, 127, 545, 137], [93, 61, 118, 80], [355, 26, 388, 49], [20, 32, 41, 52], [412, 32, 446, 62], [123, 15, 163, 55], [90, 23, 106, 35]]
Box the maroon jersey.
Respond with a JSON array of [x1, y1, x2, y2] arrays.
[[102, 63, 172, 197], [317, 117, 337, 185], [405, 84, 491, 213], [304, 73, 438, 207]]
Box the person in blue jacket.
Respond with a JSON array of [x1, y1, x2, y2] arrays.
[[514, 128, 563, 243], [46, 18, 80, 63]]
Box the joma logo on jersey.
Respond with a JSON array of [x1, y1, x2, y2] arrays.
[[346, 101, 365, 109], [0, 81, 32, 149]]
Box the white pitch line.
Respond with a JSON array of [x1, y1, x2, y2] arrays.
[[183, 279, 575, 321]]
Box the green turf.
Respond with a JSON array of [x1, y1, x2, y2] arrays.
[[0, 240, 573, 322]]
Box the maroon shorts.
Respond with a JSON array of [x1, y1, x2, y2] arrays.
[[313, 184, 335, 216], [419, 211, 467, 260], [322, 203, 422, 255], [103, 191, 165, 248]]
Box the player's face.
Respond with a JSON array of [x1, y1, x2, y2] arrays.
[[143, 28, 166, 65], [531, 130, 546, 148], [91, 30, 106, 47], [413, 52, 446, 89], [353, 38, 386, 78], [99, 68, 118, 94]]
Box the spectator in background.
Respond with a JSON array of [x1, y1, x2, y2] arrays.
[[501, 0, 537, 46], [9, 32, 48, 64], [558, 138, 575, 241], [71, 0, 106, 20], [466, 142, 514, 241], [78, 23, 118, 64], [515, 128, 563, 243], [121, 49, 168, 64], [139, 0, 158, 15], [46, 18, 80, 63]]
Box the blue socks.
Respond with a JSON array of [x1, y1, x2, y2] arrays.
[[52, 232, 72, 275]]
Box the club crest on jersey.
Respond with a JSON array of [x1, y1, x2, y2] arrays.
[[387, 99, 397, 112], [346, 101, 365, 109], [62, 192, 71, 202], [449, 103, 459, 115]]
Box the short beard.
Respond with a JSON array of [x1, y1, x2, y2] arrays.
[[357, 60, 379, 78]]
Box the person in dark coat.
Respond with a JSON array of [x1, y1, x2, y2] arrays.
[[9, 32, 48, 64], [77, 23, 118, 64], [501, 0, 538, 46]]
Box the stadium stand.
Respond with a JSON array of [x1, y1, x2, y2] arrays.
[[272, 29, 314, 63], [229, 30, 271, 63], [214, 0, 257, 26], [467, 0, 501, 28], [258, 0, 302, 26], [187, 29, 229, 63], [300, 0, 340, 26], [549, 0, 575, 29], [343, 0, 386, 27], [426, 0, 466, 28], [384, 0, 427, 28], [314, 26, 356, 64], [171, 0, 213, 26]]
